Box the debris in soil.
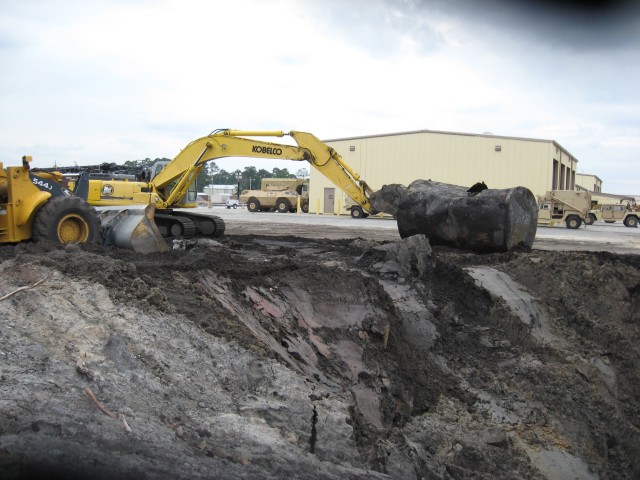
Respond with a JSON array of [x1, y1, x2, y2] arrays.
[[370, 180, 538, 252], [0, 234, 639, 480]]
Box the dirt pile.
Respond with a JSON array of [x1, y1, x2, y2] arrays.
[[0, 235, 639, 479]]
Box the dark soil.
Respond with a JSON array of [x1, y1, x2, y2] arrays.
[[0, 233, 638, 479]]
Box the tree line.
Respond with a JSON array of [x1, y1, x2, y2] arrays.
[[122, 159, 310, 192]]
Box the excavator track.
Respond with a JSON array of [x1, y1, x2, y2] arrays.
[[153, 213, 197, 238], [211, 216, 226, 237], [176, 212, 226, 238]]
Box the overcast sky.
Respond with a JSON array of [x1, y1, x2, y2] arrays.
[[1, 0, 639, 193]]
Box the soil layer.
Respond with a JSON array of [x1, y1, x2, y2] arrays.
[[0, 229, 638, 479]]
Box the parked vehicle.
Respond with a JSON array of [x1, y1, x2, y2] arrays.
[[240, 178, 309, 213], [226, 198, 241, 209], [537, 190, 591, 229], [585, 200, 639, 227]]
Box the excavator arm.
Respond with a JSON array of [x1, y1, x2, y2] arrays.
[[150, 130, 375, 213], [289, 131, 375, 213], [72, 129, 377, 253]]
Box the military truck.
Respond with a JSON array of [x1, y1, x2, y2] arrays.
[[537, 190, 591, 229], [585, 195, 640, 228], [240, 178, 309, 213], [585, 199, 639, 227]]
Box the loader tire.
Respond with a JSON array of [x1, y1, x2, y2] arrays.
[[301, 203, 309, 213], [276, 198, 291, 213], [32, 196, 101, 244]]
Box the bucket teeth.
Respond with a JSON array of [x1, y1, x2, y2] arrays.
[[99, 205, 169, 254]]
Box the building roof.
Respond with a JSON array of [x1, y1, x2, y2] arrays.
[[323, 128, 578, 163], [576, 173, 603, 183]]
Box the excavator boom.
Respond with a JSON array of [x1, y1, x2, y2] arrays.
[[147, 130, 374, 213]]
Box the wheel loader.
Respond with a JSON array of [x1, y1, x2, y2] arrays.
[[0, 156, 101, 245], [0, 156, 167, 253]]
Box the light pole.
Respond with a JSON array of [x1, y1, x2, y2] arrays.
[[235, 172, 241, 200]]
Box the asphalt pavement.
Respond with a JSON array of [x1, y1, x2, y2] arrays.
[[187, 206, 640, 254]]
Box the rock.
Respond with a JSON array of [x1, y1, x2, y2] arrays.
[[103, 334, 139, 372], [481, 427, 508, 446], [372, 234, 432, 277]]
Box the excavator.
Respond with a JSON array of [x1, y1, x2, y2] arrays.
[[1, 130, 377, 253]]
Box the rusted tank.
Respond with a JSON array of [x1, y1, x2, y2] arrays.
[[370, 180, 538, 253]]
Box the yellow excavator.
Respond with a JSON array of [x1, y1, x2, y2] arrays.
[[1, 130, 376, 253]]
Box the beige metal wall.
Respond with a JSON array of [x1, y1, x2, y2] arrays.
[[308, 130, 579, 214], [576, 173, 603, 193]]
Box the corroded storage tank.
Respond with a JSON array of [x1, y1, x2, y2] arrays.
[[370, 180, 538, 253]]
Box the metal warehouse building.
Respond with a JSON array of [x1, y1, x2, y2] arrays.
[[575, 173, 603, 193], [308, 129, 580, 215]]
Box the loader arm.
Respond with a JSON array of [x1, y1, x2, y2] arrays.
[[150, 130, 374, 212]]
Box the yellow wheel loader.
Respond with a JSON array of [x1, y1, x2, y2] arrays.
[[0, 156, 102, 245], [1, 156, 166, 253]]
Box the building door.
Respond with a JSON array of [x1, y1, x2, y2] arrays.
[[323, 188, 335, 214]]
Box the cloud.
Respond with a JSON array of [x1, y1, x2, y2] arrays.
[[0, 0, 638, 194], [406, 0, 640, 51]]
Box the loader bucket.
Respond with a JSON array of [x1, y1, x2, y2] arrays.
[[99, 205, 169, 254]]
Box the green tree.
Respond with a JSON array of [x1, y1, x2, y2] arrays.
[[195, 170, 208, 192], [271, 167, 295, 178], [242, 166, 258, 182]]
